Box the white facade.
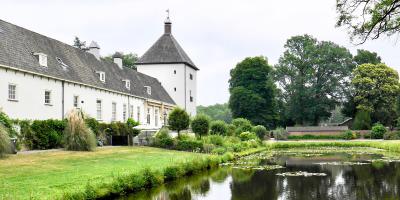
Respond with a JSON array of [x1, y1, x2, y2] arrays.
[[0, 66, 172, 129], [137, 63, 197, 116]]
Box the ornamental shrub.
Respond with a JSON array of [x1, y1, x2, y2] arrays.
[[273, 127, 288, 140], [176, 139, 203, 152], [64, 110, 96, 151], [239, 131, 258, 141], [168, 107, 190, 135], [226, 124, 236, 136], [154, 128, 174, 148], [342, 130, 356, 140], [353, 110, 371, 130], [127, 118, 140, 128], [210, 120, 228, 135], [383, 131, 400, 140], [232, 118, 253, 135], [0, 110, 17, 137], [252, 125, 268, 139], [85, 117, 100, 135], [191, 114, 210, 138], [371, 123, 386, 139], [0, 125, 11, 157], [28, 119, 66, 149], [164, 166, 183, 181], [206, 135, 224, 146]]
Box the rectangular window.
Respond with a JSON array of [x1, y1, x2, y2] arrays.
[[155, 109, 159, 127], [137, 106, 141, 122], [8, 84, 17, 101], [44, 90, 51, 105], [190, 73, 193, 80], [130, 105, 134, 119], [190, 90, 193, 102], [73, 96, 79, 108], [96, 100, 102, 120], [112, 102, 117, 121], [123, 104, 127, 121], [147, 108, 151, 124]]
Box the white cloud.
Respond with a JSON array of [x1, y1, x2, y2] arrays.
[[1, 0, 399, 106]]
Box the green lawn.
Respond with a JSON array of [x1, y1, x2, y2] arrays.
[[0, 146, 209, 200]]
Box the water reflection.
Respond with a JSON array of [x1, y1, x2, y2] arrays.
[[121, 152, 400, 200]]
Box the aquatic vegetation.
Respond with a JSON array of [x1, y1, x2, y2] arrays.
[[276, 171, 327, 177]]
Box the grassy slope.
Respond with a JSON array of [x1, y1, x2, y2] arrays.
[[0, 146, 208, 200]]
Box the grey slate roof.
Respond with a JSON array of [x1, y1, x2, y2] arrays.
[[0, 19, 175, 105], [137, 33, 199, 70]]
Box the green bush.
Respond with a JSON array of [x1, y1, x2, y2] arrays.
[[176, 139, 203, 152], [164, 166, 183, 181], [273, 127, 288, 140], [168, 107, 190, 135], [205, 135, 224, 146], [226, 124, 236, 136], [191, 114, 210, 138], [383, 131, 400, 140], [0, 111, 17, 137], [26, 119, 66, 150], [252, 125, 268, 139], [64, 110, 96, 151], [239, 131, 258, 141], [371, 123, 386, 139], [85, 117, 100, 135], [210, 120, 228, 135], [101, 122, 140, 137], [211, 147, 227, 155], [154, 128, 174, 148], [0, 125, 11, 157], [232, 118, 253, 136], [342, 130, 356, 140], [126, 118, 140, 128]]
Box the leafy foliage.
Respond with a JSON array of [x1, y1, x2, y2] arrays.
[[275, 35, 354, 126], [273, 127, 288, 140], [210, 120, 228, 135], [64, 110, 96, 151], [383, 131, 400, 140], [0, 125, 11, 157], [352, 63, 400, 126], [232, 118, 253, 135], [371, 123, 387, 139], [229, 56, 278, 128], [73, 36, 86, 50], [352, 110, 372, 130], [24, 119, 66, 150], [252, 125, 268, 139], [342, 130, 356, 140], [102, 53, 139, 70], [168, 108, 190, 135], [336, 0, 400, 44], [239, 132, 258, 141], [354, 49, 382, 65], [191, 114, 210, 138], [197, 103, 232, 123], [154, 128, 174, 149]]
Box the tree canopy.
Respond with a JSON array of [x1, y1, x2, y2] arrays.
[[73, 37, 86, 50], [336, 0, 400, 44], [168, 107, 190, 135], [354, 49, 382, 65], [275, 35, 355, 125], [352, 63, 400, 125], [197, 103, 232, 123], [228, 56, 278, 128]]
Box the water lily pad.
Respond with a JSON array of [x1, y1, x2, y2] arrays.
[[276, 171, 327, 177]]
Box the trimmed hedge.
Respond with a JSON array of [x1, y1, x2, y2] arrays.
[[22, 119, 66, 150]]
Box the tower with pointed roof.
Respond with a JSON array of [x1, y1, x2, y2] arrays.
[[136, 15, 198, 116]]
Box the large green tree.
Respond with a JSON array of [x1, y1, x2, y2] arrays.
[[275, 35, 354, 125], [168, 107, 190, 136], [228, 56, 278, 128], [342, 49, 383, 118], [103, 53, 139, 70], [352, 63, 400, 126], [197, 103, 232, 123], [336, 0, 400, 44]]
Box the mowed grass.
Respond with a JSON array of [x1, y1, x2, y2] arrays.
[[0, 146, 209, 200]]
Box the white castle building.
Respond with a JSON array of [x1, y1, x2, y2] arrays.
[[0, 17, 198, 129]]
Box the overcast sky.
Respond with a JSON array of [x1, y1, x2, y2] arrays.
[[1, 0, 399, 106]]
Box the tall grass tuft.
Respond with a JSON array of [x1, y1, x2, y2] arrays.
[[0, 124, 11, 157], [64, 109, 96, 151]]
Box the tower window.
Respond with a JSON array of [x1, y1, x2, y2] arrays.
[[96, 100, 102, 120], [73, 96, 79, 108], [174, 87, 176, 92], [174, 70, 176, 74], [189, 73, 193, 80]]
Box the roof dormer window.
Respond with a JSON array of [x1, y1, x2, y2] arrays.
[[96, 71, 106, 83], [145, 86, 151, 95], [34, 52, 47, 67], [123, 79, 130, 90]]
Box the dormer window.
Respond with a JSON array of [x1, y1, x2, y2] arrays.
[[34, 53, 47, 67], [123, 79, 130, 90], [145, 86, 151, 95], [96, 71, 106, 83]]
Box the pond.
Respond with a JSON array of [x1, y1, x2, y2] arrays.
[[121, 148, 400, 200]]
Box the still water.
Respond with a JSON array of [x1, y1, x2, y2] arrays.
[[122, 149, 400, 200]]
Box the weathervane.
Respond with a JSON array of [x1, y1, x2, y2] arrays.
[[166, 9, 170, 18]]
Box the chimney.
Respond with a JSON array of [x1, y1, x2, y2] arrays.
[[164, 14, 172, 34], [88, 41, 100, 60], [113, 52, 123, 69]]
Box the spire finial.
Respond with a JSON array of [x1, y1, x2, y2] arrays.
[[165, 9, 171, 23], [164, 9, 172, 34]]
